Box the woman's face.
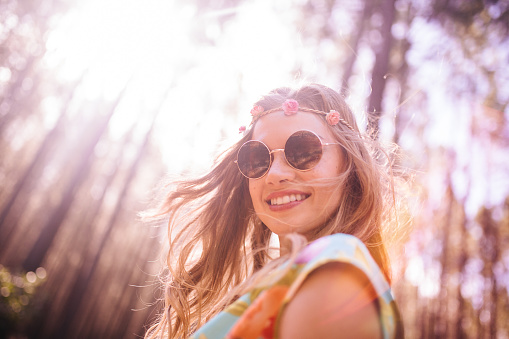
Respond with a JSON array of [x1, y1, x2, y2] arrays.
[[248, 110, 344, 238]]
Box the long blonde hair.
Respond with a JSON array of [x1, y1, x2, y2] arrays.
[[145, 84, 400, 338]]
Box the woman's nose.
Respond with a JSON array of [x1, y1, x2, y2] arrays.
[[265, 150, 295, 184]]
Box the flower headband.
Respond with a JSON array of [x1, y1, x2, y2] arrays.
[[239, 99, 355, 133]]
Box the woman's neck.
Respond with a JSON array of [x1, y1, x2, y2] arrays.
[[278, 235, 291, 257]]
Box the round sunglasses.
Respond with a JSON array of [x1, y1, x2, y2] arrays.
[[235, 130, 340, 179]]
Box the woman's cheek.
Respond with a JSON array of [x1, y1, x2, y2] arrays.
[[248, 180, 261, 206]]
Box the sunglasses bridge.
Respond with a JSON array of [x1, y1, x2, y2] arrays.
[[268, 148, 285, 156], [266, 148, 289, 167]]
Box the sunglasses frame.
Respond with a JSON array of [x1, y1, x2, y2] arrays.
[[235, 130, 340, 179]]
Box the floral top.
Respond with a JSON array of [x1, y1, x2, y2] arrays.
[[190, 234, 403, 339]]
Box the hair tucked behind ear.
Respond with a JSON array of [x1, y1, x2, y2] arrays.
[[145, 83, 404, 338]]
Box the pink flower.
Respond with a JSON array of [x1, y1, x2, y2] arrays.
[[326, 110, 340, 126], [239, 125, 246, 134], [282, 99, 299, 116], [250, 105, 264, 116]]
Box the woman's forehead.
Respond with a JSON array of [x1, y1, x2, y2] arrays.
[[251, 111, 331, 142]]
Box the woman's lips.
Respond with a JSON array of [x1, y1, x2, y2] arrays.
[[265, 191, 310, 211]]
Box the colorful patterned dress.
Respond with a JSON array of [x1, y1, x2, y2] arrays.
[[190, 234, 403, 339]]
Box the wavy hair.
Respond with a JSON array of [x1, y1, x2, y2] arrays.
[[145, 84, 401, 339]]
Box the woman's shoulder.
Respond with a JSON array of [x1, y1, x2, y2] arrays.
[[278, 261, 382, 339], [271, 234, 401, 339], [288, 233, 391, 297], [296, 233, 376, 265]]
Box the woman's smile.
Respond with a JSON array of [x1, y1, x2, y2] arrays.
[[266, 190, 310, 210]]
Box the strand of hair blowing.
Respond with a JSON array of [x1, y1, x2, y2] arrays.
[[145, 131, 265, 339]]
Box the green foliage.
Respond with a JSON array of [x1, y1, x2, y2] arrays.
[[0, 265, 47, 337]]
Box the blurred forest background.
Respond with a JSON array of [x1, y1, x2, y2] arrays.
[[0, 0, 508, 338]]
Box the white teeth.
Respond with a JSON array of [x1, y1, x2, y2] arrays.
[[270, 194, 307, 205]]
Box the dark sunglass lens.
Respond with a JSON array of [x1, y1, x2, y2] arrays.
[[285, 131, 322, 170], [237, 141, 270, 178]]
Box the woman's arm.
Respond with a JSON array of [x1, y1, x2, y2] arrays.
[[279, 262, 382, 339]]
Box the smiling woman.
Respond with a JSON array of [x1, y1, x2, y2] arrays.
[[145, 83, 405, 339]]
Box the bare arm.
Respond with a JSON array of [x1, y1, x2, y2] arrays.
[[278, 262, 382, 339]]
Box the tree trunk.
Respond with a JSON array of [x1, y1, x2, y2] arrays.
[[0, 75, 84, 256], [21, 86, 127, 271], [392, 2, 413, 144], [55, 94, 163, 338], [34, 127, 133, 338], [455, 201, 469, 338], [116, 231, 161, 339], [436, 177, 454, 337], [367, 0, 396, 138], [341, 1, 371, 95]]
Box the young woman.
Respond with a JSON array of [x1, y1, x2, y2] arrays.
[[145, 84, 404, 339]]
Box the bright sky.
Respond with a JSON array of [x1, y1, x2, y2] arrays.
[[42, 0, 328, 175]]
